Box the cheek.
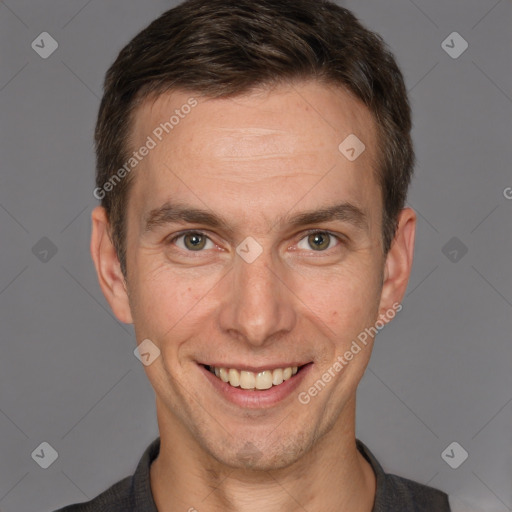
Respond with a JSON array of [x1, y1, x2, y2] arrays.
[[132, 260, 236, 357], [129, 262, 212, 336], [297, 267, 383, 354]]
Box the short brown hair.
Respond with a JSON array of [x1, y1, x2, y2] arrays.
[[94, 0, 414, 277]]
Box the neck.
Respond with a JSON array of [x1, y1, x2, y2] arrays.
[[150, 396, 376, 512]]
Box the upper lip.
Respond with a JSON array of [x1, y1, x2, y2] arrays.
[[200, 362, 310, 372]]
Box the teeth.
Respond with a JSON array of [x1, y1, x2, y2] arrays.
[[209, 365, 299, 390], [240, 370, 255, 389], [256, 370, 273, 390], [228, 368, 240, 387], [272, 368, 284, 385], [219, 368, 229, 382]]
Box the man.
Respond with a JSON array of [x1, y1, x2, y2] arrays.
[[58, 0, 452, 510]]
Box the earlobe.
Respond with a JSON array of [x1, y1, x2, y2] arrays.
[[378, 207, 416, 318], [90, 206, 134, 324]]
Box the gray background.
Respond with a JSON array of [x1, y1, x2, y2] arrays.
[[0, 1, 511, 511]]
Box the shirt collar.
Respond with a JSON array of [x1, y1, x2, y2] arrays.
[[134, 437, 382, 511]]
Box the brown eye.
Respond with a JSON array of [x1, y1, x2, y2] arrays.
[[183, 233, 207, 251], [307, 232, 331, 251], [296, 231, 341, 252], [170, 232, 213, 252]]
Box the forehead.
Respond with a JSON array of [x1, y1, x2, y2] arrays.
[[128, 81, 380, 231]]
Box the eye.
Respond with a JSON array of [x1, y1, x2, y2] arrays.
[[170, 231, 215, 252], [296, 231, 342, 252], [167, 230, 343, 255]]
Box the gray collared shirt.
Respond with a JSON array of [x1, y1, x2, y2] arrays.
[[55, 437, 451, 511]]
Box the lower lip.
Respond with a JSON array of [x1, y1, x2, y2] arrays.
[[199, 364, 312, 409]]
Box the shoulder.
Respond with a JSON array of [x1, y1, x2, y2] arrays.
[[379, 472, 451, 511], [53, 437, 160, 512], [356, 439, 451, 512], [53, 476, 133, 511]]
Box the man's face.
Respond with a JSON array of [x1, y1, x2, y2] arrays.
[[120, 81, 391, 469]]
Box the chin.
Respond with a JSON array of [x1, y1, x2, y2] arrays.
[[203, 430, 314, 472]]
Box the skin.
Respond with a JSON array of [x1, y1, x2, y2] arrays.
[[90, 80, 416, 512]]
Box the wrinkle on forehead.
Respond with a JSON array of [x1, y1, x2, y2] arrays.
[[206, 127, 312, 161], [130, 81, 380, 202]]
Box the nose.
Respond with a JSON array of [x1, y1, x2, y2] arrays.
[[217, 247, 297, 348]]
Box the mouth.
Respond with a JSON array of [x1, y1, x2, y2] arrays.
[[199, 361, 312, 408], [204, 364, 303, 390]]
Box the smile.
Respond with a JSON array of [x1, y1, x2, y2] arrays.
[[200, 362, 312, 408], [206, 365, 300, 390]]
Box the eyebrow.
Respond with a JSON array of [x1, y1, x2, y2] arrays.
[[143, 201, 368, 234]]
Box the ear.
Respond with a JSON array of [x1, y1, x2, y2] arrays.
[[90, 206, 133, 324], [378, 207, 416, 318]]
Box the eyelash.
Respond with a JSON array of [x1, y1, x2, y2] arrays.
[[166, 229, 344, 255]]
